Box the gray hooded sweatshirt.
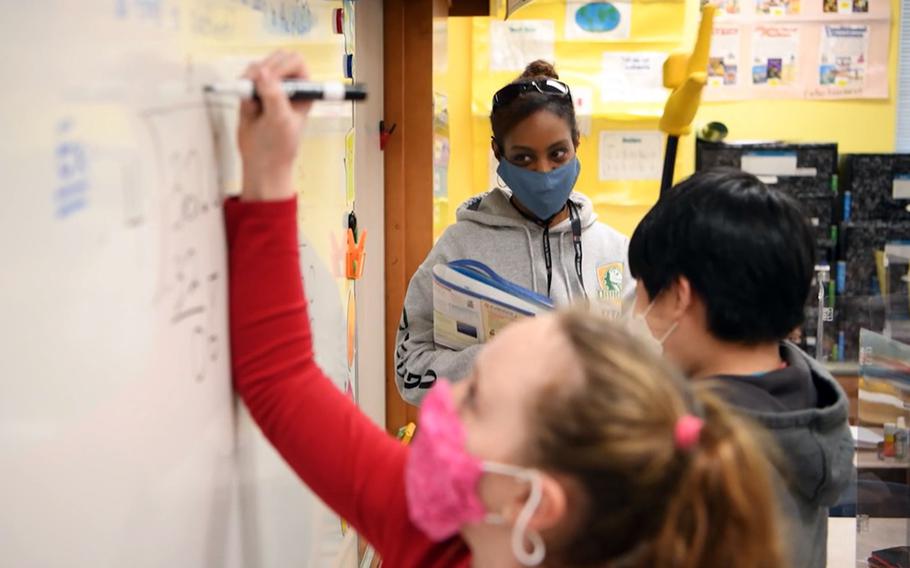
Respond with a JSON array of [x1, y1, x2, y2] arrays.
[[395, 188, 634, 405], [711, 342, 855, 568]]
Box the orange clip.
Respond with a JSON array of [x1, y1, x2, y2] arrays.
[[345, 228, 366, 280]]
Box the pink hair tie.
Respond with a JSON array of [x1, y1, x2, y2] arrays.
[[674, 415, 704, 451]]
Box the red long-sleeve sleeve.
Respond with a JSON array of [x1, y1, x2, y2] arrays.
[[225, 197, 469, 567]]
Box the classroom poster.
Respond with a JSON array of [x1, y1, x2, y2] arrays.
[[818, 24, 869, 88], [489, 20, 555, 71], [599, 131, 663, 181], [702, 0, 742, 17], [751, 25, 800, 87], [756, 0, 801, 16], [708, 25, 742, 88], [565, 1, 632, 41], [823, 0, 868, 14], [806, 22, 888, 98], [600, 52, 667, 102]]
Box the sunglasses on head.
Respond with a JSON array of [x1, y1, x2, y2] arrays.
[[491, 79, 572, 109]]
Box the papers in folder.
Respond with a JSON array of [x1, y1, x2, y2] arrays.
[[432, 259, 554, 350]]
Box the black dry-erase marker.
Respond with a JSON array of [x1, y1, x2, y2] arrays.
[[203, 80, 367, 101]]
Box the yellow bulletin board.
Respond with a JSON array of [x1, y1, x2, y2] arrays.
[[438, 0, 898, 238]]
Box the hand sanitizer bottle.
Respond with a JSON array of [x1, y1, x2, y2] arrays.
[[895, 417, 908, 461]]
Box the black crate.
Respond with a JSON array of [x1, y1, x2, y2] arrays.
[[838, 221, 910, 296], [695, 140, 839, 246], [772, 175, 837, 196], [841, 153, 910, 222], [799, 194, 837, 244], [696, 140, 838, 178]]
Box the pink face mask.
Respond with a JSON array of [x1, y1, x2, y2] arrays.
[[405, 380, 546, 566]]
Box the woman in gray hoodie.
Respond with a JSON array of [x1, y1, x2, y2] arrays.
[[395, 61, 634, 405]]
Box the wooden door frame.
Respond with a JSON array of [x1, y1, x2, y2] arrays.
[[383, 0, 447, 432]]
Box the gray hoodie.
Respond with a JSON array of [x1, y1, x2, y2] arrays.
[[711, 343, 855, 568], [395, 188, 634, 405]]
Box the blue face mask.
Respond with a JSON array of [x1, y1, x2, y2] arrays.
[[497, 156, 581, 221]]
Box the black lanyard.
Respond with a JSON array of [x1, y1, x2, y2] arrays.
[[569, 201, 586, 297], [513, 199, 586, 298]]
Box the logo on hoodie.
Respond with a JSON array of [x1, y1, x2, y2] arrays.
[[597, 262, 624, 300]]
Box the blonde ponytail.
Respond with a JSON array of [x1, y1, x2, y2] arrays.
[[648, 389, 785, 568], [531, 311, 785, 568]]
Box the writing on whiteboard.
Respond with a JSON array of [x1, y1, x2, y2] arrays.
[[140, 103, 225, 383], [242, 0, 315, 36], [115, 0, 181, 30], [116, 0, 164, 20], [54, 118, 89, 219]]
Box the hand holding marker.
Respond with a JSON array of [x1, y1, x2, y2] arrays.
[[205, 79, 367, 102], [219, 52, 367, 203], [208, 69, 370, 278]]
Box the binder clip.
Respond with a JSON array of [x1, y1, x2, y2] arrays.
[[346, 212, 366, 280], [343, 53, 354, 79]]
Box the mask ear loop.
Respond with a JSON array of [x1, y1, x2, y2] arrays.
[[491, 137, 507, 190], [640, 300, 656, 318], [511, 473, 546, 566], [481, 464, 547, 566], [640, 299, 678, 345], [658, 321, 678, 344]]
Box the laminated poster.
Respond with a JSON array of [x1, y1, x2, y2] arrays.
[[489, 20, 555, 72], [751, 25, 800, 87], [703, 0, 742, 17], [601, 52, 668, 102], [599, 131, 664, 181], [817, 24, 869, 88], [823, 0, 868, 14], [565, 1, 632, 41], [756, 0, 800, 16], [708, 25, 742, 88]]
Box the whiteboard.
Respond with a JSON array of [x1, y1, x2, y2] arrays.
[[0, 2, 361, 566]]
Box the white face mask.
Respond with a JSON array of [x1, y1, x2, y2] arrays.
[[624, 301, 678, 354]]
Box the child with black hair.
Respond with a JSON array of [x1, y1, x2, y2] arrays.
[[627, 168, 854, 568]]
